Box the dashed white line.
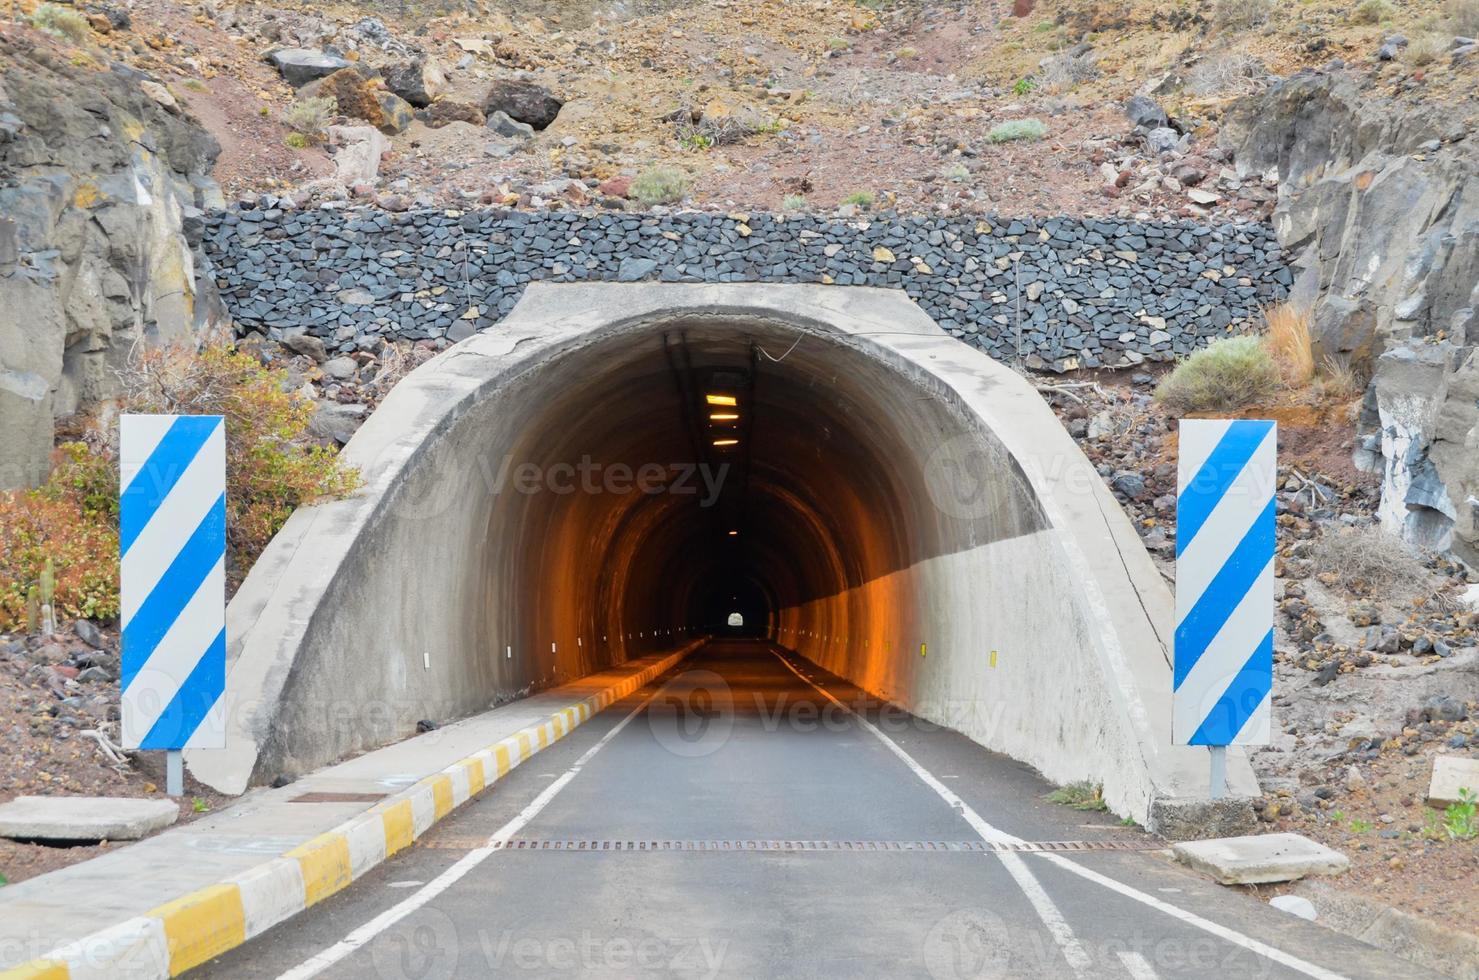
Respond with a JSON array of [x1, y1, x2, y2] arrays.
[[273, 677, 677, 980], [1117, 950, 1161, 980]]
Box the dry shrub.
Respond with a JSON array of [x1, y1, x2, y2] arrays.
[[1185, 50, 1266, 97], [1038, 47, 1099, 93], [1352, 0, 1393, 24], [1406, 34, 1447, 66], [0, 444, 120, 629], [1154, 335, 1281, 414], [1311, 524, 1428, 599], [285, 96, 337, 138], [30, 3, 92, 43], [123, 344, 360, 586], [1213, 0, 1274, 31], [1314, 355, 1364, 402], [1449, 0, 1479, 33], [1264, 303, 1314, 386]]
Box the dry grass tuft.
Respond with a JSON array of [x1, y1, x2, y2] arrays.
[[1311, 525, 1429, 599], [1264, 303, 1314, 386]]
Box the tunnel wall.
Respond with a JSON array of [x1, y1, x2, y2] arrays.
[[187, 283, 1259, 827]]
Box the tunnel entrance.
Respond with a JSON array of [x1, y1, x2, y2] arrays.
[[195, 283, 1254, 824]]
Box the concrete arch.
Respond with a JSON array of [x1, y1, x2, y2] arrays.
[[189, 283, 1257, 825]]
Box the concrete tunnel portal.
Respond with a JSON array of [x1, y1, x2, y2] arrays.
[[189, 283, 1258, 829]]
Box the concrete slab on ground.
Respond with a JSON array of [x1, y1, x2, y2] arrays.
[[1172, 832, 1350, 885], [0, 796, 178, 842], [1427, 754, 1479, 806]]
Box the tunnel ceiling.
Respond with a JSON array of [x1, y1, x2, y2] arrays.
[[480, 313, 1048, 651]]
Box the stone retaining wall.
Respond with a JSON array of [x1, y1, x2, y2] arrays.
[[203, 207, 1289, 371]]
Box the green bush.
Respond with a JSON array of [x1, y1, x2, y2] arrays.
[[1154, 335, 1281, 415], [630, 166, 690, 205], [782, 194, 807, 210], [842, 190, 875, 208], [285, 96, 336, 138], [987, 118, 1047, 143], [30, 3, 92, 42]]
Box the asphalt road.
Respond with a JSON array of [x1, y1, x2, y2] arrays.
[[196, 640, 1433, 980]]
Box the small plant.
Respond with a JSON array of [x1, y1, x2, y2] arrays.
[[1263, 303, 1314, 386], [987, 118, 1047, 143], [1212, 0, 1274, 30], [1405, 34, 1447, 66], [782, 193, 807, 210], [1045, 781, 1108, 811], [1347, 818, 1374, 833], [827, 37, 850, 51], [1313, 354, 1363, 402], [1011, 77, 1036, 96], [679, 132, 714, 151], [1153, 334, 1280, 414], [1119, 815, 1138, 827], [30, 3, 92, 42], [1310, 524, 1428, 599], [1351, 0, 1392, 23], [943, 162, 971, 182], [629, 165, 690, 205], [895, 46, 919, 59], [842, 190, 875, 208], [1034, 19, 1057, 32], [284, 132, 310, 149], [192, 797, 210, 814], [1449, 0, 1479, 35], [184, 79, 209, 92], [1185, 51, 1265, 97], [1443, 789, 1477, 840], [285, 96, 336, 139], [1038, 49, 1099, 93]]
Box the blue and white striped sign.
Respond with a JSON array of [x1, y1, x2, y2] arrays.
[[1174, 419, 1276, 746], [120, 415, 227, 750]]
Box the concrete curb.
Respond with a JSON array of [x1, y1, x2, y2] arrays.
[[0, 641, 701, 980]]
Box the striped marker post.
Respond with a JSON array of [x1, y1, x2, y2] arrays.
[[1174, 419, 1276, 797], [120, 415, 228, 795]]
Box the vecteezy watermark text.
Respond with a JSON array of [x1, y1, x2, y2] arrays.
[[484, 454, 729, 507]]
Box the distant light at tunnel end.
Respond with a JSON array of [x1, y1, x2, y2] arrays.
[[709, 412, 739, 421], [713, 438, 739, 447], [728, 530, 739, 536], [705, 394, 738, 406]]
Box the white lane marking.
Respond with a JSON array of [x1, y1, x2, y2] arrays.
[[770, 649, 1351, 980], [1117, 950, 1160, 980], [274, 677, 677, 980], [1035, 853, 1347, 980], [769, 651, 1093, 977]]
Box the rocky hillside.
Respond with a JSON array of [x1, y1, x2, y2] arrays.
[[0, 26, 224, 489]]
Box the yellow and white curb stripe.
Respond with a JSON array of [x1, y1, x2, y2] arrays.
[[1, 643, 701, 980]]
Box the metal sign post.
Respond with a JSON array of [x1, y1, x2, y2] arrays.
[[1173, 419, 1276, 798], [120, 415, 228, 796]]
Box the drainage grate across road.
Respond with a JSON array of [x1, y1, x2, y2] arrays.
[[419, 837, 1163, 854]]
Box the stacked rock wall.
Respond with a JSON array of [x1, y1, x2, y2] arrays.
[[203, 207, 1288, 371]]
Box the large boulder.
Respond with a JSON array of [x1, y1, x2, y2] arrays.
[[481, 79, 562, 130], [420, 101, 484, 128], [267, 48, 352, 88], [326, 125, 389, 183], [300, 69, 413, 135], [380, 56, 446, 108]]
